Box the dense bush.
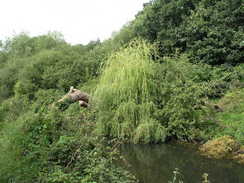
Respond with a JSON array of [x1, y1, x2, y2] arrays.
[[0, 33, 108, 103], [114, 0, 244, 65], [0, 105, 137, 183]]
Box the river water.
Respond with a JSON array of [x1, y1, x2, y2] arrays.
[[121, 143, 244, 183]]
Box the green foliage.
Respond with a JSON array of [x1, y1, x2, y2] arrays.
[[0, 33, 138, 183], [0, 33, 106, 102], [3, 32, 65, 57], [0, 96, 30, 125], [95, 40, 211, 142], [94, 40, 165, 143], [214, 88, 244, 144], [0, 0, 243, 180], [182, 0, 244, 65], [0, 106, 137, 183], [125, 0, 244, 65], [152, 56, 213, 140]]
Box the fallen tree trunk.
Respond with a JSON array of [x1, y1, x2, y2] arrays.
[[56, 86, 89, 109]]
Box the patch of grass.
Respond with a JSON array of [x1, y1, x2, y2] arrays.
[[215, 88, 244, 144]]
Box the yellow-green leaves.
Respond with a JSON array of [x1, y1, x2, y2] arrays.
[[94, 40, 166, 143]]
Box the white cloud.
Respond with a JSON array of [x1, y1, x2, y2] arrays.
[[0, 0, 149, 44]]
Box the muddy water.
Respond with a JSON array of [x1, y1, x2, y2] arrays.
[[121, 143, 244, 183]]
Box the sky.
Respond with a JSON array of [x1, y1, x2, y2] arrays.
[[0, 0, 150, 45]]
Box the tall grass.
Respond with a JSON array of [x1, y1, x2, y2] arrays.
[[94, 40, 166, 143]]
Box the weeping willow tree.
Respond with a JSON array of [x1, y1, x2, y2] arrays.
[[94, 40, 166, 143], [94, 40, 211, 143]]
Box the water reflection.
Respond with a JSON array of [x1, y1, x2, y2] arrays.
[[121, 143, 244, 183]]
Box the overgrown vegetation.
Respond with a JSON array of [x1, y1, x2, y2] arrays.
[[0, 101, 137, 182], [95, 40, 214, 143], [214, 88, 244, 143], [0, 0, 243, 182]]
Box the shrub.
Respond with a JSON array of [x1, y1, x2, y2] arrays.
[[0, 107, 137, 183]]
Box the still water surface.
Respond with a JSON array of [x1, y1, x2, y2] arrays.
[[121, 143, 244, 183]]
